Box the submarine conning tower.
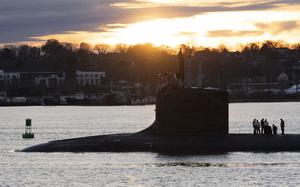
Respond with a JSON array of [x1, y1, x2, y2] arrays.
[[142, 88, 228, 136]]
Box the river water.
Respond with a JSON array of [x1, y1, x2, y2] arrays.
[[1, 103, 300, 186]]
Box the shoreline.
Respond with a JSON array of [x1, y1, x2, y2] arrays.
[[2, 99, 300, 107]]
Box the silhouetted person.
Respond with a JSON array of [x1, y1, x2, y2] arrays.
[[280, 119, 285, 135], [260, 118, 264, 134], [255, 119, 260, 134], [265, 124, 272, 135], [252, 119, 256, 134], [272, 124, 277, 135], [264, 119, 269, 135], [252, 119, 260, 134]]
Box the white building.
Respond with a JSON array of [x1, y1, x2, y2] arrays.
[[0, 70, 4, 80], [76, 71, 105, 86], [0, 70, 65, 87], [0, 70, 106, 87], [0, 70, 21, 84], [33, 72, 65, 87]]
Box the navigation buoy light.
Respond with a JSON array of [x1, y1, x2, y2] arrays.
[[22, 118, 34, 139]]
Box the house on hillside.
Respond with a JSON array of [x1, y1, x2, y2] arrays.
[[76, 71, 106, 86]]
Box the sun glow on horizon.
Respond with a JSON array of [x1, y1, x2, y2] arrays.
[[32, 10, 300, 49]]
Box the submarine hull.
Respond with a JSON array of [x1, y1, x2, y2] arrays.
[[21, 88, 300, 153], [21, 134, 300, 153]]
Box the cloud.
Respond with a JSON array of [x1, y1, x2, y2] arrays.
[[206, 30, 264, 37], [255, 20, 300, 35], [110, 0, 297, 9], [174, 32, 198, 37], [0, 0, 300, 44], [0, 0, 128, 43]]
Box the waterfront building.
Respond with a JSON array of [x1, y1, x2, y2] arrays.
[[0, 70, 4, 83], [0, 70, 105, 88], [184, 55, 192, 88], [0, 70, 65, 88], [76, 71, 105, 86], [277, 72, 289, 83], [31, 72, 65, 87], [196, 60, 204, 88], [0, 70, 20, 85]]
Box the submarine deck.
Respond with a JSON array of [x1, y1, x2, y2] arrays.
[[21, 133, 300, 153]]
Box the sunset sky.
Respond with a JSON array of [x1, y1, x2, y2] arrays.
[[1, 0, 300, 48]]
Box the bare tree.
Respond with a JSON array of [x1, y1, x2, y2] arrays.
[[94, 44, 110, 55], [79, 42, 92, 54], [114, 43, 128, 54]]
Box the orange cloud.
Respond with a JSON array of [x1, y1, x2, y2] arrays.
[[255, 20, 300, 35], [206, 30, 264, 37]]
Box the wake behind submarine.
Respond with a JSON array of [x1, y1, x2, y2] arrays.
[[22, 50, 300, 153]]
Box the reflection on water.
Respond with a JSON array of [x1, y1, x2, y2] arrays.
[[152, 162, 297, 168], [1, 103, 300, 186], [153, 162, 227, 167]]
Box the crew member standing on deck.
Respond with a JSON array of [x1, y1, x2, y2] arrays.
[[260, 118, 264, 134], [253, 119, 260, 134], [252, 119, 256, 134], [264, 119, 269, 135], [255, 119, 260, 134], [272, 124, 278, 135], [280, 119, 285, 135]]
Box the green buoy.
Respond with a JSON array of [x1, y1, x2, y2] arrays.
[[22, 118, 34, 139]]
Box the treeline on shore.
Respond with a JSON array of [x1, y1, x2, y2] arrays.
[[1, 39, 300, 89]]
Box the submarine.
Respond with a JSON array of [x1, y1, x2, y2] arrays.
[[21, 87, 300, 153], [22, 49, 300, 153]]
